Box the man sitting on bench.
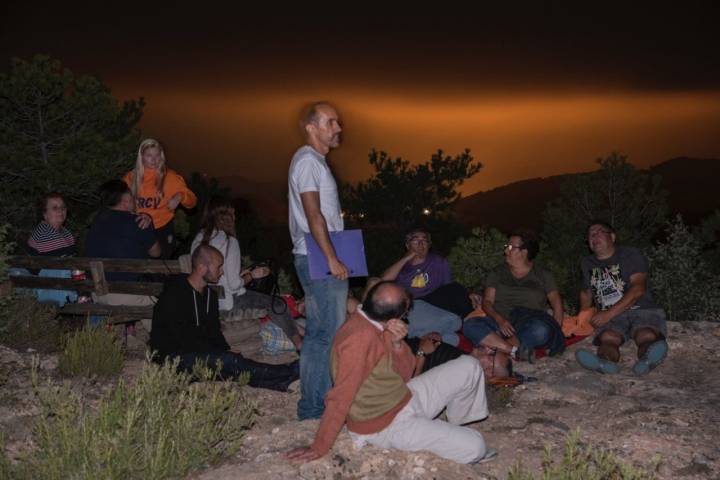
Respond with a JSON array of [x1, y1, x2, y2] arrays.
[[150, 244, 299, 391], [85, 180, 161, 314]]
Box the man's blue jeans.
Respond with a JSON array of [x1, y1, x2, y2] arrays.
[[407, 300, 462, 347], [294, 254, 349, 420], [172, 351, 299, 392], [463, 314, 552, 349]]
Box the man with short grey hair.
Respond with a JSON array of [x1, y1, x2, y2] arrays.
[[288, 102, 350, 420]]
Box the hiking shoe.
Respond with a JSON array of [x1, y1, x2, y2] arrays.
[[475, 447, 498, 464], [632, 340, 668, 376], [287, 379, 301, 393], [575, 349, 620, 374]]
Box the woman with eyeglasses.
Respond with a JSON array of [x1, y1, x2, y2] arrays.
[[463, 229, 566, 362], [27, 193, 76, 257], [23, 192, 78, 305]]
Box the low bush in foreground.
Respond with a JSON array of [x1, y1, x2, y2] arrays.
[[0, 296, 59, 352], [58, 323, 124, 377], [508, 430, 660, 480], [7, 357, 256, 480]]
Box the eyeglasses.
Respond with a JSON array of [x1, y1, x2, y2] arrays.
[[408, 237, 429, 245], [504, 243, 525, 251], [588, 229, 611, 239]]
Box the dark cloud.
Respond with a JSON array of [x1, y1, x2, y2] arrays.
[[2, 2, 719, 91]]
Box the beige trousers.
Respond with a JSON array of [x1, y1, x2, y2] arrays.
[[349, 355, 489, 464]]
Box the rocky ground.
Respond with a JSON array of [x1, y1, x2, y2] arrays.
[[2, 321, 719, 479]]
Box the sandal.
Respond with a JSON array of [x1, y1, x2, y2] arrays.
[[575, 349, 620, 374], [632, 340, 668, 376]]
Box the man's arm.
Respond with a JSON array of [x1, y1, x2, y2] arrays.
[[481, 287, 515, 337], [151, 284, 188, 355], [385, 319, 415, 380], [579, 288, 594, 310], [287, 335, 372, 461], [547, 290, 564, 325], [300, 191, 348, 280], [147, 241, 161, 258], [380, 251, 416, 281], [590, 272, 648, 328], [207, 290, 230, 351]]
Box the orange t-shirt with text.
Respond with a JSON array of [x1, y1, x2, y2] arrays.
[[122, 168, 197, 229]]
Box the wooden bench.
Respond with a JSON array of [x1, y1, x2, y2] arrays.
[[5, 255, 223, 324]]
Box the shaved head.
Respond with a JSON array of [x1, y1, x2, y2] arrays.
[[363, 281, 411, 322], [191, 244, 222, 269]]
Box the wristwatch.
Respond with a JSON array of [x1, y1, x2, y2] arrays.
[[416, 349, 425, 357]]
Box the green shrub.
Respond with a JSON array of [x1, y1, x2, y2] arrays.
[[541, 154, 667, 311], [649, 215, 720, 322], [0, 223, 15, 332], [0, 296, 59, 352], [58, 323, 124, 377], [10, 356, 255, 480], [448, 227, 506, 292], [508, 430, 660, 480]]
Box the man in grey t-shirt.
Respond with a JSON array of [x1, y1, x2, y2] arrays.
[[575, 222, 668, 376], [288, 102, 350, 420]]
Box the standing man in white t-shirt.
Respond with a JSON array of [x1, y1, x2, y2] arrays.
[[289, 102, 350, 420]]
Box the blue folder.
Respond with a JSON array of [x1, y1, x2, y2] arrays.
[[304, 229, 369, 280]]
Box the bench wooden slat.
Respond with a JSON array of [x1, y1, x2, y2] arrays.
[[9, 276, 224, 298], [9, 276, 95, 291], [60, 304, 153, 324], [8, 256, 188, 274], [107, 281, 164, 296], [61, 303, 153, 316]]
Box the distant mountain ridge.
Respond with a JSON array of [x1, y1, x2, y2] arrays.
[[453, 157, 720, 232], [216, 157, 720, 228]]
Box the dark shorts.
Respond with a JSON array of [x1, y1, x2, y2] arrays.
[[593, 308, 667, 346]]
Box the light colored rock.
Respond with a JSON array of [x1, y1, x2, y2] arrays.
[[3, 321, 720, 479]]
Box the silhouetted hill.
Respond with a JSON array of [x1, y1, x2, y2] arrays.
[[454, 157, 720, 232]]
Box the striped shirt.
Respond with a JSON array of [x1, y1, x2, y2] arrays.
[[27, 222, 77, 257]]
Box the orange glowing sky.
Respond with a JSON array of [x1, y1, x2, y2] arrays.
[[119, 87, 720, 195], [3, 3, 720, 197]]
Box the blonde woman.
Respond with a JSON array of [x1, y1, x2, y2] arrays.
[[123, 138, 197, 257], [190, 197, 302, 350]]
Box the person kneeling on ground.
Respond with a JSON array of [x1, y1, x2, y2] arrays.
[[287, 281, 496, 465], [149, 244, 299, 391], [575, 222, 668, 375]]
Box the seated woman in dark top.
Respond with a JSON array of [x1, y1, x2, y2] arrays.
[[463, 230, 565, 361], [25, 192, 78, 305]]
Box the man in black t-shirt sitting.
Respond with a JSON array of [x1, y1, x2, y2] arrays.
[[85, 180, 161, 313], [575, 221, 668, 376]]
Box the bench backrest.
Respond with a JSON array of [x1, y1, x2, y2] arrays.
[[7, 255, 224, 298]]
